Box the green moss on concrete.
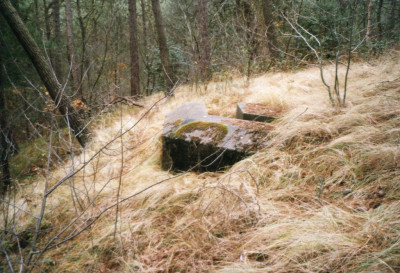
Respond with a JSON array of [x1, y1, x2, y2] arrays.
[[173, 121, 228, 143]]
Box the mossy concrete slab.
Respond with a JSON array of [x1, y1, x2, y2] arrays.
[[162, 103, 273, 172], [236, 102, 279, 122]]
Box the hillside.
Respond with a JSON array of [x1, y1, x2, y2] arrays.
[[2, 51, 400, 272]]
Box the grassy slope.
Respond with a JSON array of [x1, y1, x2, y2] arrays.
[[6, 51, 400, 272]]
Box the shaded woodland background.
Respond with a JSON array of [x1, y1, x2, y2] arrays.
[[1, 0, 399, 147]]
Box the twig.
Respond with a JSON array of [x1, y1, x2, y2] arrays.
[[0, 199, 39, 219], [45, 95, 166, 197], [113, 88, 124, 240], [281, 12, 334, 105], [108, 96, 144, 108], [285, 107, 308, 127], [26, 120, 54, 267]]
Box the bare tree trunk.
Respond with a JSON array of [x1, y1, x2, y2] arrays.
[[43, 0, 55, 68], [0, 45, 11, 191], [261, 0, 278, 59], [43, 0, 52, 44], [65, 0, 82, 99], [242, 0, 256, 81], [129, 0, 140, 97], [140, 0, 150, 94], [43, 0, 51, 39], [284, 0, 303, 60], [389, 0, 397, 36], [140, 0, 148, 50], [0, 0, 91, 147], [197, 0, 211, 82], [52, 0, 63, 81], [151, 0, 175, 93], [376, 0, 384, 39], [77, 0, 91, 90], [113, 14, 121, 88], [236, 0, 259, 81], [33, 0, 39, 28], [366, 0, 373, 42]]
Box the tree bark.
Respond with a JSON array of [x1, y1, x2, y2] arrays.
[[235, 0, 259, 79], [0, 44, 11, 191], [52, 0, 63, 82], [129, 0, 140, 97], [197, 0, 211, 82], [65, 0, 82, 99], [151, 0, 175, 93], [140, 0, 148, 50], [261, 0, 278, 59], [140, 0, 151, 95], [242, 0, 257, 80], [0, 0, 91, 147], [43, 0, 51, 40], [389, 0, 397, 36], [77, 0, 91, 89], [376, 0, 383, 39], [284, 0, 303, 60], [366, 0, 373, 42], [43, 0, 55, 67], [33, 0, 39, 28]]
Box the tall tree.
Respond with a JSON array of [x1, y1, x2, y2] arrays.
[[52, 0, 63, 81], [261, 0, 278, 59], [0, 0, 91, 147], [129, 0, 140, 97], [140, 0, 148, 51], [140, 0, 152, 94], [65, 0, 82, 99], [0, 44, 11, 191], [43, 0, 55, 69], [284, 0, 304, 61], [236, 0, 259, 80], [376, 0, 384, 39], [389, 0, 397, 36], [77, 0, 91, 88], [366, 0, 373, 42], [151, 0, 175, 93], [197, 0, 211, 81]]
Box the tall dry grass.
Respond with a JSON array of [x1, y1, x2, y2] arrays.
[[3, 50, 400, 272]]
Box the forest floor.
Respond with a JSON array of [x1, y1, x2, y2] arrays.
[[4, 50, 400, 272]]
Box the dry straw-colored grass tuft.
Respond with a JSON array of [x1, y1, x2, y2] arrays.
[[4, 50, 400, 272]]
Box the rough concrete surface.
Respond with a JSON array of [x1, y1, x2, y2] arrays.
[[162, 103, 273, 171]]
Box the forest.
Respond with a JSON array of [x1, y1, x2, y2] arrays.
[[0, 0, 400, 272]]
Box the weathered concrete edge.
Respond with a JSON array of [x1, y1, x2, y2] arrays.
[[236, 103, 278, 122]]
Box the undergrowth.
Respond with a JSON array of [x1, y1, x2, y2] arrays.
[[1, 50, 400, 273]]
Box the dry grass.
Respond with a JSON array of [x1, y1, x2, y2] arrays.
[[3, 50, 400, 272]]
